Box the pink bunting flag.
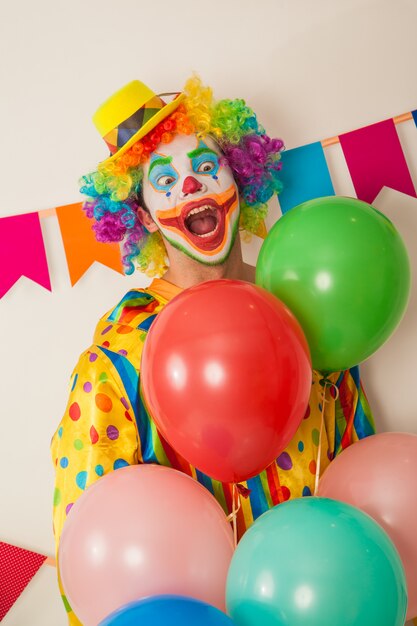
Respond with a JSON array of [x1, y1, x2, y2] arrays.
[[0, 542, 47, 620], [0, 212, 51, 298], [339, 118, 416, 203]]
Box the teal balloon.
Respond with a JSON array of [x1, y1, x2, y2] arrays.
[[226, 498, 407, 626], [256, 196, 410, 372]]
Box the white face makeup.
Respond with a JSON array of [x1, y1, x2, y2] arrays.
[[141, 134, 240, 265]]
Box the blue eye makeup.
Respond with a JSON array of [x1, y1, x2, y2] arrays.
[[192, 152, 220, 177], [188, 142, 221, 178], [148, 156, 179, 192]]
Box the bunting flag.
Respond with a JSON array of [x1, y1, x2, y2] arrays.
[[0, 212, 51, 299], [277, 142, 335, 214], [1, 108, 417, 299], [339, 119, 416, 203], [56, 202, 124, 286], [0, 542, 47, 620]]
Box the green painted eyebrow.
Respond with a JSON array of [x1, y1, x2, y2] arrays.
[[148, 156, 173, 176], [186, 147, 218, 159]]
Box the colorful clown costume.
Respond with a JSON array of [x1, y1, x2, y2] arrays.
[[51, 278, 375, 624]]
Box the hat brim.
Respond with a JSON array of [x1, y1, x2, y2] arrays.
[[100, 93, 186, 166]]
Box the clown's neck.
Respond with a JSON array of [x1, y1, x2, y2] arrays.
[[162, 235, 255, 289]]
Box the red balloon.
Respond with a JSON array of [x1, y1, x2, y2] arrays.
[[141, 279, 311, 483]]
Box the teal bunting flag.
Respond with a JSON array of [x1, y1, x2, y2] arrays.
[[278, 142, 335, 214]]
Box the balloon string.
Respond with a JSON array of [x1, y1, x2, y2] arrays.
[[226, 484, 241, 547], [314, 380, 339, 495], [314, 382, 327, 495]]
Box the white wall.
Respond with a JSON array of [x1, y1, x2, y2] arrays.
[[1, 0, 416, 623]]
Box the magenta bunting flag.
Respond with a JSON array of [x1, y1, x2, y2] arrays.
[[0, 212, 51, 298], [339, 119, 416, 203], [0, 542, 47, 620]]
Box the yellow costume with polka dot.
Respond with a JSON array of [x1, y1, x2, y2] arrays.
[[51, 278, 375, 625]]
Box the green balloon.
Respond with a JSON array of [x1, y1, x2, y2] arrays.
[[226, 498, 407, 626], [256, 196, 410, 372]]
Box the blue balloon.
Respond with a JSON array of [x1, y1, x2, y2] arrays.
[[99, 595, 236, 626]]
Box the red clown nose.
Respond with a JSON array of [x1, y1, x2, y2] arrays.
[[182, 176, 203, 195]]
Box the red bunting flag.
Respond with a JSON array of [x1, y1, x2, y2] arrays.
[[56, 202, 124, 286], [0, 213, 51, 299], [0, 542, 47, 620], [339, 118, 416, 203]]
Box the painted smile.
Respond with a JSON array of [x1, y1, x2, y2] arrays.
[[156, 185, 238, 253]]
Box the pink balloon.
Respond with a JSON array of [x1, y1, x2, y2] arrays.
[[59, 465, 234, 625], [317, 432, 417, 620]]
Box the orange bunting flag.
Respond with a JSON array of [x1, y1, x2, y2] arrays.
[[0, 542, 47, 620], [56, 203, 124, 286]]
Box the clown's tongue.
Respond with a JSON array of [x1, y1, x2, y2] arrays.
[[186, 208, 218, 236]]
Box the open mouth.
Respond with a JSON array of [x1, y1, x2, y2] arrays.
[[157, 186, 238, 252], [184, 203, 220, 238]]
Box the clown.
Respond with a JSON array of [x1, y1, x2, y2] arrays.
[[51, 76, 375, 624], [142, 134, 240, 264]]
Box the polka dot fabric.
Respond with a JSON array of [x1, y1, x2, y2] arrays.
[[51, 350, 141, 549], [0, 542, 47, 621], [51, 279, 375, 625]]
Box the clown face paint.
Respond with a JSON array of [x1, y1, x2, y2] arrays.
[[142, 134, 240, 265]]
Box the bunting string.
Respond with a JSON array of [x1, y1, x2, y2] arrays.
[[1, 107, 416, 298], [321, 111, 413, 147]]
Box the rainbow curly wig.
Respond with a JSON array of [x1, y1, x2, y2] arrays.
[[80, 76, 284, 277]]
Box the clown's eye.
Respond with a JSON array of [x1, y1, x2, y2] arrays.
[[197, 160, 216, 173], [157, 175, 176, 186]]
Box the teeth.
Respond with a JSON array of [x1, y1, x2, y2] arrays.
[[187, 205, 213, 217]]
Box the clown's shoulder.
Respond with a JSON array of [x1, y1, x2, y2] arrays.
[[91, 285, 169, 370]]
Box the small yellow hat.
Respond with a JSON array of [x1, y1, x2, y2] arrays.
[[93, 80, 185, 164]]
